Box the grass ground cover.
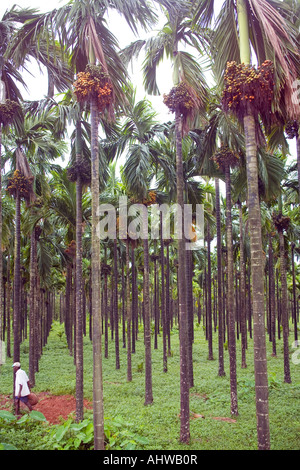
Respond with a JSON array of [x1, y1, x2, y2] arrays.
[[0, 320, 299, 450]]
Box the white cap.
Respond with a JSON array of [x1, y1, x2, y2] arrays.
[[12, 362, 21, 368]]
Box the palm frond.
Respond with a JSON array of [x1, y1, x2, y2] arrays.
[[247, 0, 300, 119], [142, 32, 173, 95], [173, 51, 207, 104], [122, 144, 153, 200]]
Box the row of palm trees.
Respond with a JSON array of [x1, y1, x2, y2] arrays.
[[0, 0, 299, 451]]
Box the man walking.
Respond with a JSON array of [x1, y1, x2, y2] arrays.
[[13, 362, 33, 416]]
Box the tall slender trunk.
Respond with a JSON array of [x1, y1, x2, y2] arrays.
[[143, 208, 153, 405], [91, 95, 104, 450], [268, 234, 277, 356], [75, 120, 84, 422], [215, 178, 225, 376], [237, 0, 270, 450], [224, 166, 238, 416], [121, 260, 126, 349], [175, 109, 189, 444], [13, 191, 21, 363], [29, 227, 37, 386], [152, 248, 159, 350], [160, 213, 167, 373], [238, 201, 247, 368], [291, 242, 297, 342], [131, 245, 136, 354], [206, 223, 213, 361], [114, 239, 120, 369], [104, 268, 109, 359], [244, 113, 270, 449], [126, 239, 132, 382], [0, 126, 3, 354], [65, 263, 72, 352], [6, 253, 11, 358], [186, 248, 194, 387], [296, 134, 300, 203], [278, 229, 291, 383], [165, 241, 171, 356]]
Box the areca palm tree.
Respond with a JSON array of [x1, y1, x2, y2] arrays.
[[53, 0, 165, 450], [3, 107, 67, 368], [192, 87, 245, 412], [121, 93, 166, 405], [122, 4, 208, 442], [0, 5, 35, 352], [48, 90, 90, 423], [193, 0, 299, 450]]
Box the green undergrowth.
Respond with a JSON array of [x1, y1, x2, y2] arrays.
[[0, 320, 299, 450]]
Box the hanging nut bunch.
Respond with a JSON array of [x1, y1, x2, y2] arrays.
[[67, 158, 91, 185], [65, 240, 76, 258], [0, 100, 21, 126], [211, 144, 240, 171], [101, 264, 111, 277], [285, 120, 299, 139], [131, 190, 157, 206], [6, 170, 34, 200], [163, 82, 196, 116], [142, 190, 157, 206], [222, 60, 274, 120], [272, 212, 290, 232], [73, 64, 113, 112]]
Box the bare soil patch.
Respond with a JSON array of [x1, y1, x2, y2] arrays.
[[0, 393, 92, 424]]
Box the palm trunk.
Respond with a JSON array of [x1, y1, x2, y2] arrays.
[[0, 126, 3, 352], [104, 268, 109, 359], [278, 229, 291, 383], [160, 212, 167, 373], [175, 109, 190, 444], [13, 191, 21, 363], [244, 113, 270, 449], [91, 95, 104, 450], [297, 134, 300, 203], [186, 248, 194, 387], [143, 208, 153, 405], [268, 234, 277, 356], [65, 263, 72, 352], [113, 239, 120, 369], [29, 227, 37, 386], [291, 242, 297, 342], [75, 120, 84, 423], [152, 247, 159, 350], [238, 201, 247, 368], [131, 244, 136, 354], [165, 241, 171, 355], [6, 253, 11, 358], [215, 178, 225, 376], [237, 0, 270, 450], [224, 166, 238, 416], [126, 239, 132, 382], [206, 223, 213, 361]]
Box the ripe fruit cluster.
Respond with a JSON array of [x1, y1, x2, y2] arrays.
[[101, 264, 111, 276], [0, 100, 21, 126], [142, 190, 157, 206], [6, 170, 34, 200], [131, 190, 157, 206], [163, 82, 195, 116], [67, 159, 91, 185], [272, 212, 290, 232], [65, 240, 76, 258], [211, 144, 240, 171], [285, 120, 299, 139], [222, 60, 274, 119], [73, 65, 113, 112]]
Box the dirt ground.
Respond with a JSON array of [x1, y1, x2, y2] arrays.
[[0, 393, 92, 424]]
